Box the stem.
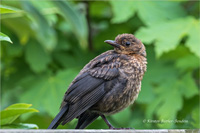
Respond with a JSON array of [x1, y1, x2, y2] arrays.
[[84, 1, 93, 51]]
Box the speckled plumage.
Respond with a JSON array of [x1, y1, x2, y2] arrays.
[[48, 34, 147, 129], [91, 51, 147, 115]]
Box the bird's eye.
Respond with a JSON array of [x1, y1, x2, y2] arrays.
[[125, 41, 131, 46]]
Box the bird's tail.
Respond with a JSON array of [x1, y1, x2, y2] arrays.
[[48, 104, 69, 129], [75, 111, 99, 129]]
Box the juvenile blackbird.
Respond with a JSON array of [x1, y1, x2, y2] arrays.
[[48, 33, 147, 129]]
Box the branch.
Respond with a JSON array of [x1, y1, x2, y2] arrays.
[[84, 1, 93, 51]]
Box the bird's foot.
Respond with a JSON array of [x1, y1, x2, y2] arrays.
[[109, 127, 134, 130], [101, 115, 134, 130]]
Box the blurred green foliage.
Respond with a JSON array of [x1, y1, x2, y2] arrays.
[[1, 0, 199, 129], [0, 103, 38, 129]]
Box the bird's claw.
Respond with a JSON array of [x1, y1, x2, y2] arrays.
[[109, 127, 134, 130]]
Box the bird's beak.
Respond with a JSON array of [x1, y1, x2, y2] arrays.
[[104, 40, 120, 48]]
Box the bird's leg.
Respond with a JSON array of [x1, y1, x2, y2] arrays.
[[101, 115, 134, 130], [100, 115, 115, 129]]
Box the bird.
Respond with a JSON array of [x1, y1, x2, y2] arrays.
[[48, 33, 147, 129]]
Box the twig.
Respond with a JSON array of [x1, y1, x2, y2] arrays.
[[83, 1, 93, 51]]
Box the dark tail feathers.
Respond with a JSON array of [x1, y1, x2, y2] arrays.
[[48, 104, 69, 129], [75, 111, 99, 129]]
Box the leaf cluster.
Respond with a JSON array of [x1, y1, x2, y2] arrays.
[[0, 103, 38, 129]]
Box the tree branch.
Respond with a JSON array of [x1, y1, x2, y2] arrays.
[[84, 1, 93, 51]]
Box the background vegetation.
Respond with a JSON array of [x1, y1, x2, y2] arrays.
[[1, 0, 199, 129]]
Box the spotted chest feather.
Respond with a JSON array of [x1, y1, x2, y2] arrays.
[[90, 54, 147, 115]]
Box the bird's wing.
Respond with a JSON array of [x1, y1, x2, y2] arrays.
[[61, 53, 123, 124], [88, 53, 122, 80]]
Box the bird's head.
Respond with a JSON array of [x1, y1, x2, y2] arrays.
[[104, 34, 146, 56]]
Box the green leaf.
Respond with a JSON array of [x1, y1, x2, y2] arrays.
[[144, 52, 198, 128], [179, 73, 199, 99], [90, 2, 111, 18], [52, 1, 88, 49], [1, 109, 38, 120], [137, 73, 155, 104], [0, 103, 38, 125], [146, 72, 198, 128], [22, 1, 57, 51], [147, 79, 183, 128], [185, 19, 200, 58], [53, 53, 79, 68], [1, 123, 38, 129], [161, 45, 192, 61], [3, 42, 23, 58], [30, 1, 58, 26], [53, 50, 93, 69], [111, 107, 131, 127], [157, 83, 183, 127], [25, 42, 51, 73], [0, 32, 12, 43], [109, 1, 186, 25], [6, 103, 33, 109], [0, 5, 21, 14], [129, 106, 151, 129], [20, 69, 79, 117], [2, 18, 33, 44], [191, 106, 200, 128], [176, 54, 199, 71], [109, 1, 136, 23], [136, 1, 186, 26], [136, 17, 198, 58]]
